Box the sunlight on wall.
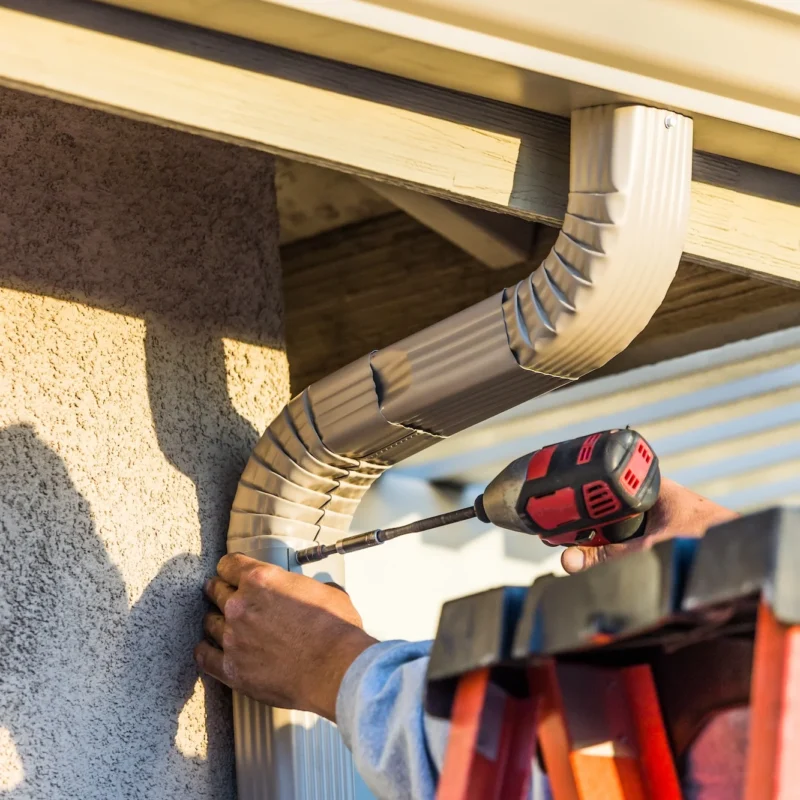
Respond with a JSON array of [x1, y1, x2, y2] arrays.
[[0, 290, 203, 605], [174, 678, 208, 761], [0, 727, 24, 791], [222, 338, 290, 436]]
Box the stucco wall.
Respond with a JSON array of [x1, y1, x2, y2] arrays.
[[0, 88, 289, 798]]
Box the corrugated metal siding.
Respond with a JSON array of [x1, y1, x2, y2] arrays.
[[399, 327, 800, 512]]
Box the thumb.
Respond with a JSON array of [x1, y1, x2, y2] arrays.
[[561, 546, 588, 573], [560, 539, 646, 574]]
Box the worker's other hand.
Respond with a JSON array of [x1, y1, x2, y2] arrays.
[[195, 554, 378, 721], [561, 477, 738, 574]]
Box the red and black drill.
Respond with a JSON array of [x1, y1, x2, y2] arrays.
[[295, 428, 660, 565]]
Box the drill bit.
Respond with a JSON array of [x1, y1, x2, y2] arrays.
[[294, 505, 478, 565]]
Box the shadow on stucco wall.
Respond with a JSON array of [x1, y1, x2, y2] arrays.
[[0, 85, 287, 796], [144, 322, 261, 788], [0, 335, 276, 797], [0, 424, 203, 795]]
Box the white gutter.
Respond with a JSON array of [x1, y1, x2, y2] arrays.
[[228, 104, 693, 798]]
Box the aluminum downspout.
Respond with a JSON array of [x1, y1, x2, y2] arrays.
[[227, 104, 692, 799]]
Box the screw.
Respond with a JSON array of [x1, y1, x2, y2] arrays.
[[664, 116, 676, 130]]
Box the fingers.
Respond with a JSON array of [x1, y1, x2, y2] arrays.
[[561, 547, 588, 573], [204, 576, 235, 613], [194, 640, 229, 685], [217, 553, 267, 587], [561, 545, 611, 574], [560, 541, 636, 574], [204, 612, 225, 647], [558, 480, 738, 577]]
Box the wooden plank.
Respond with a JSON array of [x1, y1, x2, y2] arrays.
[[284, 213, 537, 392], [1, 0, 798, 285], [690, 153, 800, 288], [283, 213, 800, 392], [98, 0, 800, 176], [0, 0, 569, 223]]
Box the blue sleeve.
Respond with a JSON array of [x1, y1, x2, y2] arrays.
[[335, 640, 449, 800]]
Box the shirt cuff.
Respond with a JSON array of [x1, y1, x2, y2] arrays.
[[336, 639, 432, 746]]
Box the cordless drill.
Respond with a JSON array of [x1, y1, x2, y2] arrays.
[[295, 429, 660, 565]]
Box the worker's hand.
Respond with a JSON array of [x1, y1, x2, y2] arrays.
[[561, 477, 738, 574], [195, 554, 378, 721]]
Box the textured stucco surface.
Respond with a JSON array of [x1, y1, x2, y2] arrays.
[[0, 87, 289, 798]]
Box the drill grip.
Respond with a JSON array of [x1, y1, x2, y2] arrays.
[[480, 429, 660, 547]]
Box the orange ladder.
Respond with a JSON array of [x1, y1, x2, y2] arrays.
[[426, 508, 800, 800]]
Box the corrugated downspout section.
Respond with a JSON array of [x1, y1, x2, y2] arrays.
[[228, 104, 693, 799]]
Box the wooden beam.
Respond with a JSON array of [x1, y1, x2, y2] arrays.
[[97, 0, 800, 176], [283, 213, 800, 392], [689, 153, 800, 287], [361, 179, 536, 268], [1, 0, 798, 285], [0, 0, 569, 223]]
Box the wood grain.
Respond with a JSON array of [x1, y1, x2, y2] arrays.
[[98, 0, 800, 177], [0, 1, 797, 285], [690, 152, 800, 288], [0, 0, 569, 222], [283, 213, 800, 391]]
